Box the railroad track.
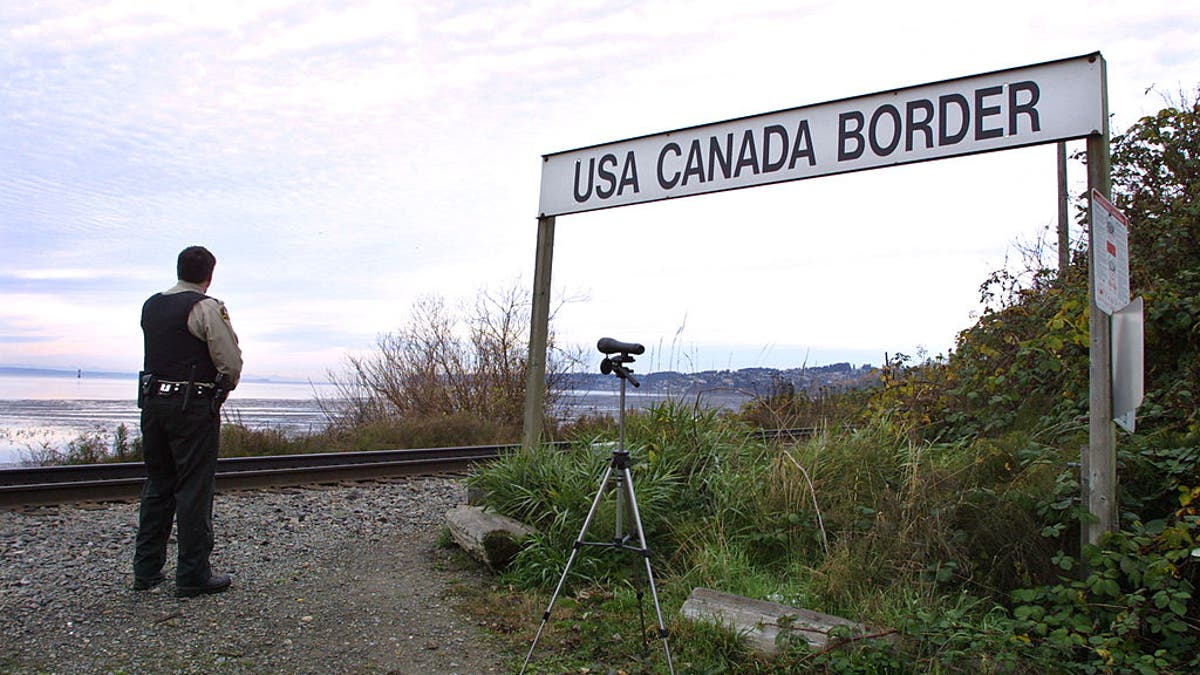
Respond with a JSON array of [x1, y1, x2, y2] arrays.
[[0, 428, 815, 507], [0, 445, 514, 508]]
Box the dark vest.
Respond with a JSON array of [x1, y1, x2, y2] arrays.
[[142, 291, 219, 382]]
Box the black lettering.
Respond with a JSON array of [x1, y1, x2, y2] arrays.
[[838, 111, 865, 161], [869, 104, 902, 156], [617, 151, 639, 195], [974, 86, 1004, 140], [657, 143, 682, 189], [573, 158, 594, 203], [762, 124, 789, 172], [1008, 80, 1041, 134], [734, 130, 759, 177], [681, 140, 705, 186], [905, 99, 935, 151], [938, 94, 970, 145], [595, 153, 618, 199], [789, 120, 815, 168], [708, 133, 734, 181]]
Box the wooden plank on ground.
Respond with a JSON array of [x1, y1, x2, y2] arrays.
[[445, 505, 534, 570], [679, 587, 888, 656]]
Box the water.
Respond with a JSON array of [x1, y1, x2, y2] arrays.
[[0, 374, 751, 467], [0, 374, 336, 467]]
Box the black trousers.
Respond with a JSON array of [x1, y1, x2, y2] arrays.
[[133, 395, 220, 585]]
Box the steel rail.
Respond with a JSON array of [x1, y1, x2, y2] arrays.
[[0, 445, 519, 508], [751, 427, 818, 441]]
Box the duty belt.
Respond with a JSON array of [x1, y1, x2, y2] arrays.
[[152, 379, 218, 398]]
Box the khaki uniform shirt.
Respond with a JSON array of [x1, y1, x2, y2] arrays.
[[164, 281, 243, 388]]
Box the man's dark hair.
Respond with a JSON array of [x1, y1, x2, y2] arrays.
[[177, 246, 216, 284]]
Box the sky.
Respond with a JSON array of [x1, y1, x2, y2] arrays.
[[1, 0, 1198, 381]]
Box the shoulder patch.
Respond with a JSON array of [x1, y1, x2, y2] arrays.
[[220, 306, 230, 321]]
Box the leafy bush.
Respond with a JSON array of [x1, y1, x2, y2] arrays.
[[1009, 513, 1200, 673], [865, 94, 1200, 446]]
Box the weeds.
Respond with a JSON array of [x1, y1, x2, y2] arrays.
[[14, 424, 142, 466], [469, 400, 1200, 672]]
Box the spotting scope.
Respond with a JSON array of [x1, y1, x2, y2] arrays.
[[596, 337, 645, 355]]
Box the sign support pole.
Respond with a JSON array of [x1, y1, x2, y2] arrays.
[[523, 215, 556, 450], [1057, 141, 1070, 279], [1083, 56, 1114, 549]]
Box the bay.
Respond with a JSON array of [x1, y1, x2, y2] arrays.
[[0, 374, 335, 467], [0, 373, 750, 467]]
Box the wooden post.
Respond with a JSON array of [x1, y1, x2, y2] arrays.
[[522, 215, 556, 450], [1057, 141, 1070, 279], [1083, 54, 1114, 549]]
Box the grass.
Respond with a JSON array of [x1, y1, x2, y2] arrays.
[[461, 399, 1113, 673]]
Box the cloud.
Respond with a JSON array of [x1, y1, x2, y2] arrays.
[[232, 1, 422, 60], [6, 0, 287, 48], [7, 268, 117, 281], [3, 0, 1199, 380], [0, 334, 53, 345]]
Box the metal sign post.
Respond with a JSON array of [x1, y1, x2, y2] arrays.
[[1082, 52, 1115, 545], [522, 215, 555, 450], [1057, 142, 1070, 279]]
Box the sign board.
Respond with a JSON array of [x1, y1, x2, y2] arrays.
[[539, 53, 1106, 217], [1091, 189, 1130, 316], [1112, 297, 1144, 433]]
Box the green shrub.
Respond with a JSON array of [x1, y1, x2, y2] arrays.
[[1009, 515, 1200, 673]]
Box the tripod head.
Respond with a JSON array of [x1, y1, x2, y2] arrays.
[[597, 337, 642, 388]]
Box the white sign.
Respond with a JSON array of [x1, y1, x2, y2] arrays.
[[539, 53, 1106, 217], [1112, 297, 1144, 433], [1092, 189, 1130, 316]]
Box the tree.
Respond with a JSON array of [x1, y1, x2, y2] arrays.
[[872, 91, 1200, 439], [326, 282, 578, 439], [1111, 93, 1200, 432]]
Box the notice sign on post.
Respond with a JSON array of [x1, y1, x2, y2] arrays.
[[539, 53, 1106, 217], [1092, 189, 1130, 316], [1113, 297, 1144, 433]]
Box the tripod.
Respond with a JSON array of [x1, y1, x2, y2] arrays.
[[520, 338, 675, 674]]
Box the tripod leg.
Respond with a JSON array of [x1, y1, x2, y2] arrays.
[[633, 562, 648, 655], [520, 464, 616, 674], [621, 466, 676, 675]]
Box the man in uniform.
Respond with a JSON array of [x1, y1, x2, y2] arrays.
[[133, 245, 243, 597]]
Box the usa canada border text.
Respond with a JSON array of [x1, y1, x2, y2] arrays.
[[538, 53, 1104, 218]]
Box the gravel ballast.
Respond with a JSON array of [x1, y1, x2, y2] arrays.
[[0, 477, 510, 674]]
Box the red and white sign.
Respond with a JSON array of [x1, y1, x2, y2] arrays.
[[1091, 189, 1130, 316]]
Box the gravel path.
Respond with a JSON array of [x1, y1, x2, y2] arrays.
[[0, 478, 512, 674]]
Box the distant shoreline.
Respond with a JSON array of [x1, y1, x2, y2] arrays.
[[0, 366, 319, 386], [2, 362, 881, 398], [0, 366, 134, 380]]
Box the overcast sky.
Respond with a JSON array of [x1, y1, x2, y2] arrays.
[[2, 0, 1198, 380]]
